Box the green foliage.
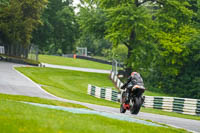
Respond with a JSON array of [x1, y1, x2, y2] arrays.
[[111, 45, 128, 62], [32, 0, 78, 55], [79, 0, 200, 98], [147, 0, 200, 98], [104, 3, 151, 46], [77, 4, 111, 56], [91, 0, 156, 74], [173, 35, 200, 98], [101, 45, 128, 62], [155, 26, 197, 76], [0, 0, 47, 52], [78, 6, 106, 38], [76, 33, 112, 56]]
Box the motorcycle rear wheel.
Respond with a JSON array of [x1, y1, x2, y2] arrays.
[[130, 97, 142, 114]]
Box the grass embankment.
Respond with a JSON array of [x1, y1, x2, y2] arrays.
[[0, 98, 186, 133], [141, 108, 200, 121], [39, 55, 171, 97], [144, 90, 173, 97], [39, 54, 112, 70], [92, 56, 111, 61], [16, 67, 119, 108], [16, 67, 200, 121]]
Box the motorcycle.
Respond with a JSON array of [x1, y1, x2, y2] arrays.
[[120, 85, 145, 114]]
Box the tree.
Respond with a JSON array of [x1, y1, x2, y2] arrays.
[[78, 4, 107, 39], [81, 0, 157, 74], [148, 0, 200, 98], [32, 0, 78, 55], [76, 33, 112, 56], [54, 6, 78, 54], [0, 0, 47, 57], [77, 3, 112, 56], [79, 0, 200, 98]]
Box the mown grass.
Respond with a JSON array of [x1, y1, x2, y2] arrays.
[[16, 67, 200, 121], [144, 90, 173, 97], [39, 54, 112, 70], [0, 93, 87, 109], [0, 100, 187, 133], [16, 67, 119, 108], [141, 107, 200, 121], [92, 56, 111, 61]]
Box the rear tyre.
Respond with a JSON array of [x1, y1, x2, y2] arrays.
[[130, 97, 142, 115]]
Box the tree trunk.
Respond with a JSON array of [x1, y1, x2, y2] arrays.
[[124, 29, 136, 77], [124, 47, 133, 77]]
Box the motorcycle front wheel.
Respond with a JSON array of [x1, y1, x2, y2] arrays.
[[120, 104, 126, 113], [120, 91, 126, 113]]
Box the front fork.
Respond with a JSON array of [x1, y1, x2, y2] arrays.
[[125, 88, 131, 104]]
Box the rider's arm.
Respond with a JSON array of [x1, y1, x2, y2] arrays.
[[121, 76, 132, 89]]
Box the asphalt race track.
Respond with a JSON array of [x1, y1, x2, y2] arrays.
[[42, 63, 111, 74], [0, 61, 200, 133]]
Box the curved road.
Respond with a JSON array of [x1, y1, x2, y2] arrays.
[[42, 63, 111, 74], [0, 61, 199, 133]]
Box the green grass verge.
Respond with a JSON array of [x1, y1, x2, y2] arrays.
[[0, 99, 187, 133], [16, 67, 119, 108], [92, 56, 111, 61], [15, 67, 200, 121], [141, 107, 200, 121], [0, 93, 87, 109], [144, 90, 173, 97], [39, 54, 112, 70]]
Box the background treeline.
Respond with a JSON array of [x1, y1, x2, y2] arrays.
[[78, 0, 200, 99], [0, 0, 199, 99], [0, 0, 47, 57], [32, 0, 78, 55]]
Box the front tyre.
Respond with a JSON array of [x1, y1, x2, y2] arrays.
[[120, 104, 126, 113], [120, 91, 126, 113]]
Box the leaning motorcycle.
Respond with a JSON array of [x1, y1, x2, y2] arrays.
[[120, 85, 145, 114]]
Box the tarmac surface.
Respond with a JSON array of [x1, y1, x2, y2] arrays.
[[42, 63, 111, 74], [0, 61, 200, 133]]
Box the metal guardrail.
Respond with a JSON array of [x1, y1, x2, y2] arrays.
[[110, 70, 124, 89], [88, 84, 120, 102], [144, 96, 200, 116], [0, 46, 5, 54]]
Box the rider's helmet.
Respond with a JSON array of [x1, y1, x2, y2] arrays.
[[131, 72, 138, 76]]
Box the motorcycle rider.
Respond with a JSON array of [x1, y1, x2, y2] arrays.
[[121, 72, 144, 104]]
